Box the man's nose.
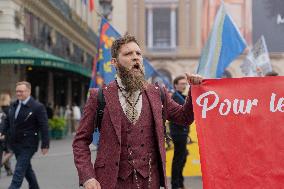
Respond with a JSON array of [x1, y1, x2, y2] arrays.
[[131, 54, 139, 60]]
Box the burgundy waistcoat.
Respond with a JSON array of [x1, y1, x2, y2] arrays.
[[118, 92, 159, 180]]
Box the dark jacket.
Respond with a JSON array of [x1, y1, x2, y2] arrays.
[[0, 106, 10, 145], [1, 97, 49, 149], [169, 91, 190, 136]]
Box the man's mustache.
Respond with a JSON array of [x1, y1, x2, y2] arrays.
[[130, 63, 144, 73]]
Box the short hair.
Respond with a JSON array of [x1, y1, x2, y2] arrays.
[[265, 71, 278, 76], [173, 75, 186, 87], [16, 81, 31, 90], [111, 34, 140, 59], [0, 93, 11, 106]]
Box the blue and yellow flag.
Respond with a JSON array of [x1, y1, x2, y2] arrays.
[[197, 3, 247, 78]]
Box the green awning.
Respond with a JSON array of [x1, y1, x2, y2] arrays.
[[0, 41, 91, 77]]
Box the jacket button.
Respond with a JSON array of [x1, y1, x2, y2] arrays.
[[141, 144, 144, 147], [115, 162, 119, 166], [140, 129, 143, 133], [143, 158, 146, 161]]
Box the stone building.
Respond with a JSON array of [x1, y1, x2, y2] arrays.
[[112, 0, 283, 84], [0, 0, 99, 108]]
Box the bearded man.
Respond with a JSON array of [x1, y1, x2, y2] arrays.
[[73, 34, 203, 189]]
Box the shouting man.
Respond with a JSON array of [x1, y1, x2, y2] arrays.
[[73, 34, 203, 189]]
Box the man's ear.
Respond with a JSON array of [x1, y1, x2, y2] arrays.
[[111, 58, 118, 68]]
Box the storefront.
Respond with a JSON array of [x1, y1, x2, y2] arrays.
[[0, 40, 91, 108]]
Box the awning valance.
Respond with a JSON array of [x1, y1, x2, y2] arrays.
[[0, 41, 91, 78]]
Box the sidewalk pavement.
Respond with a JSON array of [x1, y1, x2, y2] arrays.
[[0, 136, 203, 189]]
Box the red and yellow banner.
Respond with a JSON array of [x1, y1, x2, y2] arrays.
[[191, 77, 284, 189]]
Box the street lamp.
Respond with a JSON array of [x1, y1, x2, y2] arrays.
[[99, 0, 113, 20]]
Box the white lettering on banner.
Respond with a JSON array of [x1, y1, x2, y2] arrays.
[[196, 91, 259, 118], [277, 14, 284, 25], [233, 99, 258, 114], [196, 91, 219, 118], [270, 93, 284, 112]]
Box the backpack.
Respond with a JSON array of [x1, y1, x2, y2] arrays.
[[92, 84, 170, 145]]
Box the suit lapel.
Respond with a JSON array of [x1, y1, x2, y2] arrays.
[[103, 82, 122, 144], [145, 84, 164, 148], [145, 84, 168, 184], [10, 102, 17, 121], [15, 98, 33, 124]]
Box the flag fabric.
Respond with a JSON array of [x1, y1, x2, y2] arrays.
[[191, 77, 284, 189], [82, 0, 87, 5], [197, 3, 247, 78], [90, 17, 120, 88], [89, 0, 94, 11], [241, 35, 272, 76], [143, 59, 174, 91], [240, 52, 257, 76]]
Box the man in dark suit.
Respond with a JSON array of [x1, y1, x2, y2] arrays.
[[0, 81, 49, 189], [73, 34, 203, 189], [170, 76, 190, 189]]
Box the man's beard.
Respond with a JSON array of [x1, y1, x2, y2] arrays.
[[117, 62, 146, 93]]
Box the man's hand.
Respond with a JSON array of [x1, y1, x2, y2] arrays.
[[84, 178, 101, 189], [185, 73, 204, 85], [0, 133, 5, 140], [41, 148, 49, 155]]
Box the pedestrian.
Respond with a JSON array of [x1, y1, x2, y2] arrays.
[[0, 81, 49, 189], [64, 105, 72, 135], [170, 76, 191, 189], [72, 104, 81, 133], [0, 93, 13, 177], [45, 102, 54, 119], [72, 34, 203, 189]]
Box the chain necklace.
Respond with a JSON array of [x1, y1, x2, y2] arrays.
[[129, 150, 152, 189], [117, 84, 142, 123]]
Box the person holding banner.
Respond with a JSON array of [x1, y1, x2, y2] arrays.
[[72, 34, 203, 189], [170, 76, 190, 189]]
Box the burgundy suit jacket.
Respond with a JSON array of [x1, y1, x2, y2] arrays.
[[72, 81, 194, 189]]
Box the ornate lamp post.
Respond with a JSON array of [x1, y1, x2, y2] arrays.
[[99, 0, 113, 20]]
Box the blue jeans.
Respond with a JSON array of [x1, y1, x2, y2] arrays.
[[9, 146, 39, 189]]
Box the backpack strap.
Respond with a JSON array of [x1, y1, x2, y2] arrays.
[[95, 88, 106, 131]]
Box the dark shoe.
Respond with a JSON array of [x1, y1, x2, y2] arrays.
[[6, 169, 13, 176], [4, 161, 13, 176]]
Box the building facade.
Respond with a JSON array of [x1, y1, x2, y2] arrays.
[[0, 0, 99, 109], [111, 0, 283, 85]]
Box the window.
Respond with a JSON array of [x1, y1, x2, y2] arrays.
[[153, 8, 171, 48], [146, 6, 177, 50]]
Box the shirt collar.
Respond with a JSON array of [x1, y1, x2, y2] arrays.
[[21, 96, 31, 105]]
